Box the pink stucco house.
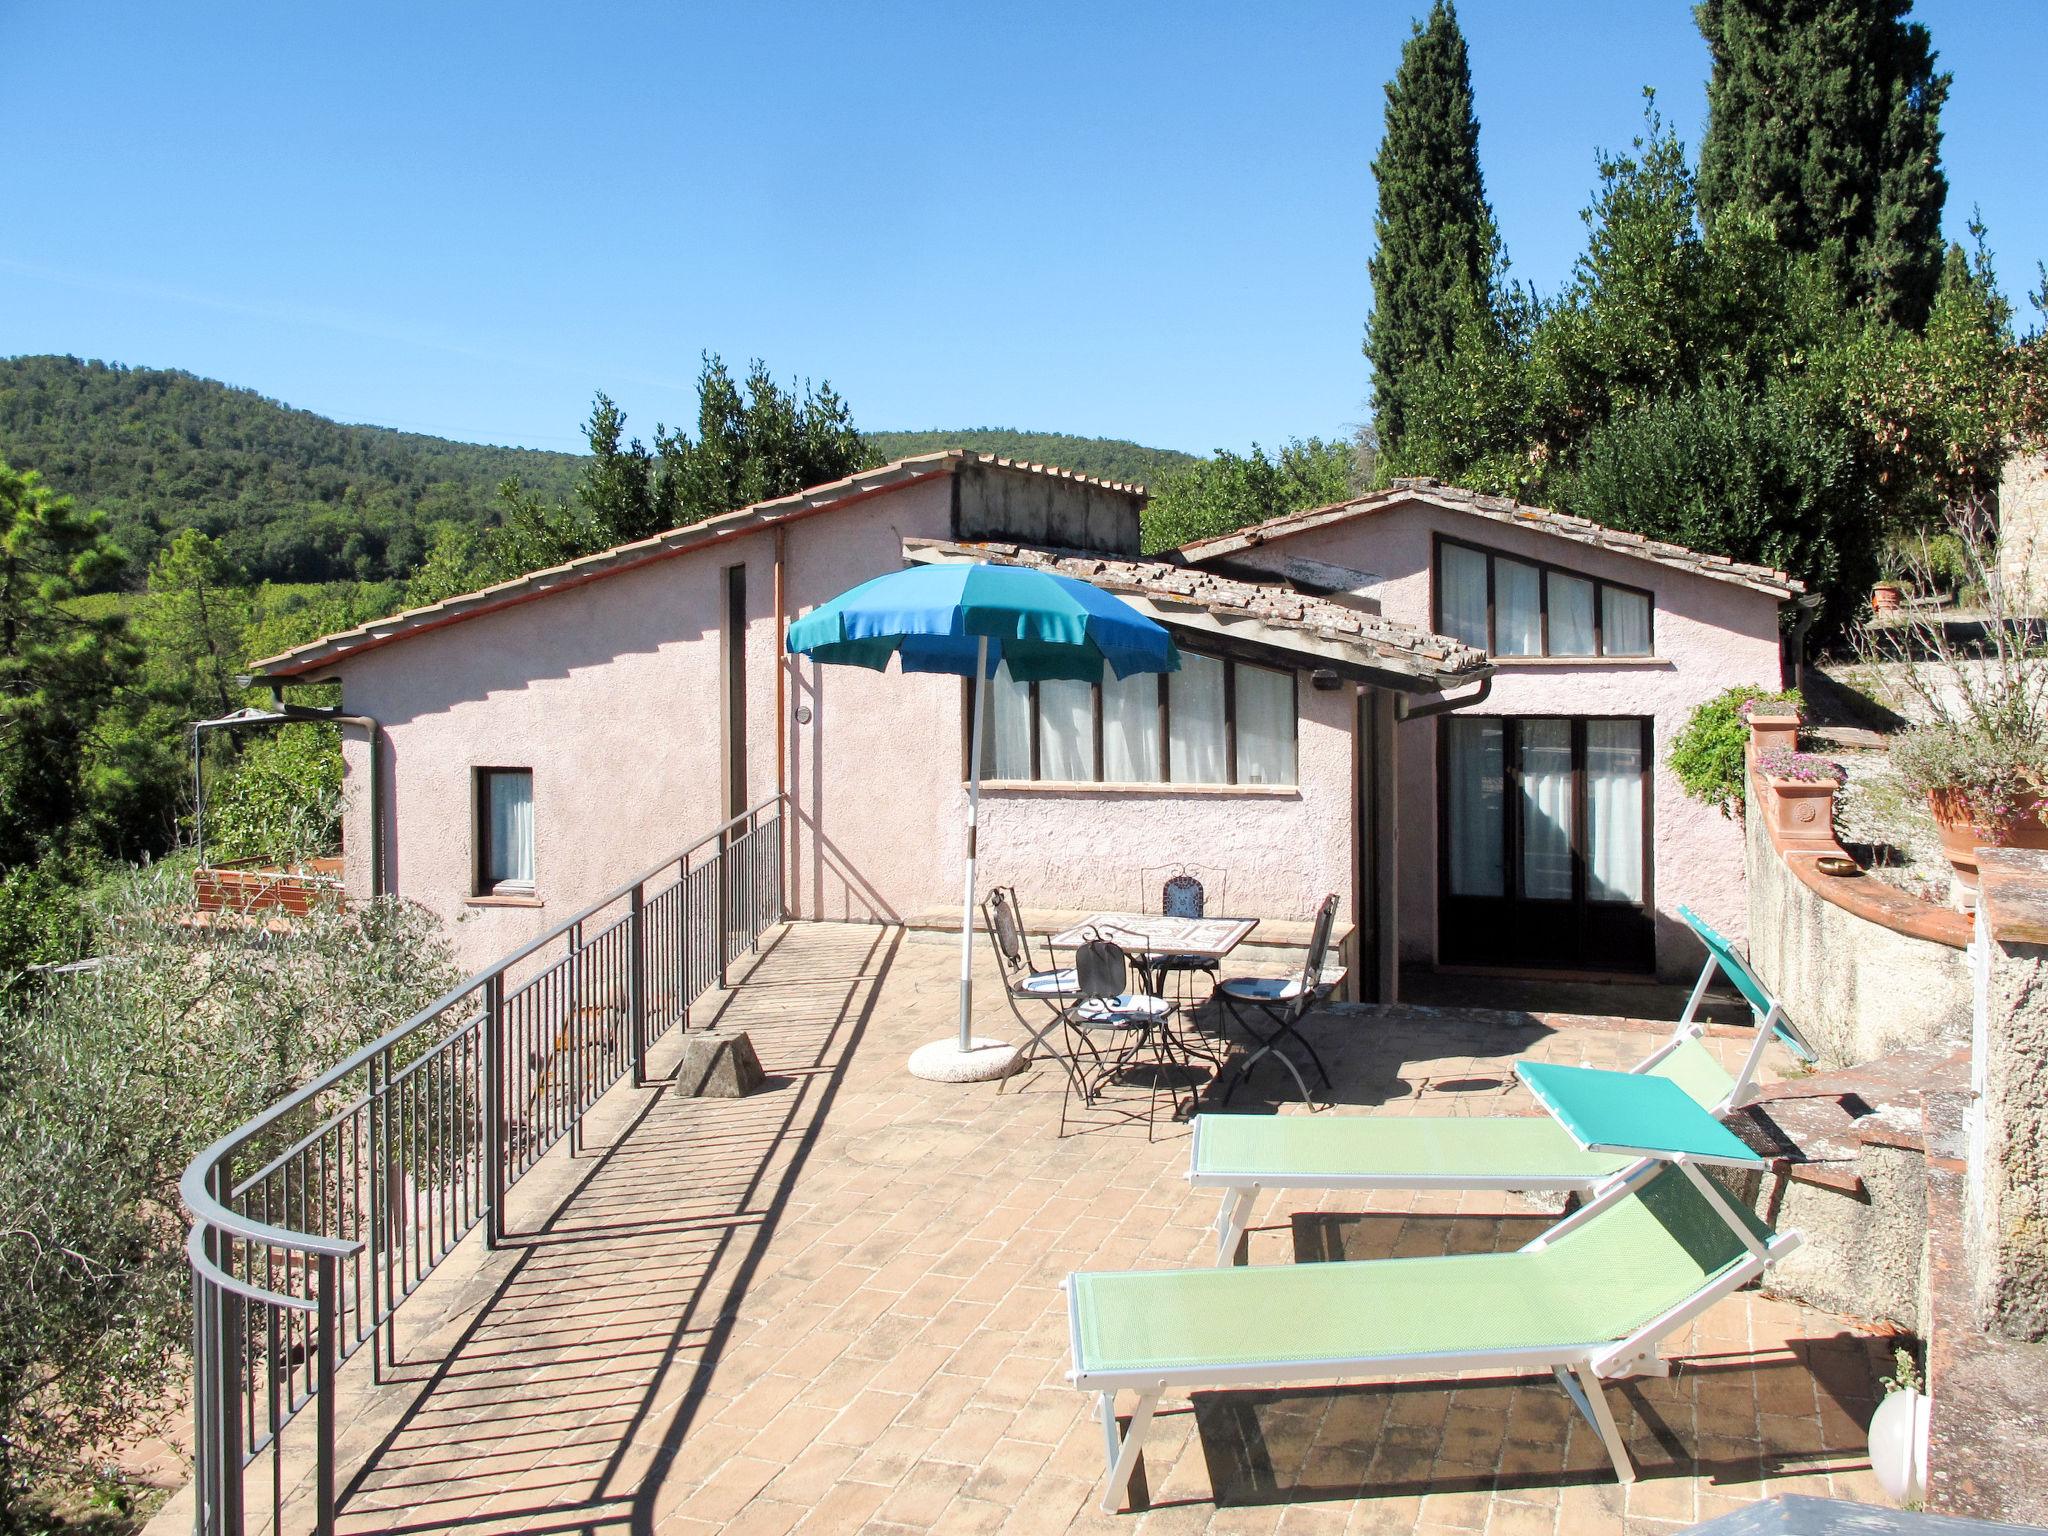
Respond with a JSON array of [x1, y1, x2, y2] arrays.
[[248, 454, 1800, 990]]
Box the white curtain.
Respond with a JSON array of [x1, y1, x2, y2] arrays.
[[1602, 587, 1652, 655], [1439, 543, 1490, 649], [982, 664, 1032, 779], [1496, 559, 1543, 656], [1036, 677, 1094, 781], [1102, 663, 1162, 782], [487, 771, 534, 887], [1587, 719, 1646, 902], [1518, 720, 1574, 899], [1549, 573, 1596, 655], [1168, 652, 1227, 783], [1233, 663, 1297, 786], [1445, 718, 1505, 897]]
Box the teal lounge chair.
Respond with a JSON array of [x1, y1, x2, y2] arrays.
[[1677, 904, 1814, 1063], [1191, 1003, 1776, 1265], [1069, 1064, 1800, 1513]]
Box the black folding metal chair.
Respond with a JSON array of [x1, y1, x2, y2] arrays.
[[1059, 935, 1181, 1140], [982, 887, 1078, 1065], [1216, 893, 1342, 1107]]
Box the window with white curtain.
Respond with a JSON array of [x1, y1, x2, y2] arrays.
[[477, 769, 535, 892], [1495, 559, 1544, 656], [1168, 652, 1228, 783], [1234, 663, 1296, 785], [982, 666, 1033, 780], [971, 649, 1297, 786], [1602, 587, 1652, 656], [1517, 720, 1575, 900], [1036, 677, 1093, 781], [1548, 573, 1597, 655], [1102, 661, 1161, 782], [1439, 542, 1490, 649], [1444, 718, 1505, 897], [1434, 537, 1655, 658], [1586, 719, 1646, 901]]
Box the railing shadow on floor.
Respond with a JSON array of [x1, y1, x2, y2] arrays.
[[297, 922, 903, 1536]]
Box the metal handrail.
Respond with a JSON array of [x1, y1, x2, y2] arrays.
[[181, 794, 785, 1536], [177, 795, 782, 1246]]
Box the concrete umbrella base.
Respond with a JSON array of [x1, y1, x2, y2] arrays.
[[908, 1037, 1025, 1083]]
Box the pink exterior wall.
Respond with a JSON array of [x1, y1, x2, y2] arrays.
[[325, 479, 1780, 985], [330, 476, 1361, 975], [333, 478, 957, 972], [1225, 500, 1785, 979]]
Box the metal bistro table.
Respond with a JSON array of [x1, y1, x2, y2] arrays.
[[1048, 913, 1258, 1080]]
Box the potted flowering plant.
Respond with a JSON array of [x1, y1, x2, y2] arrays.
[[1753, 747, 1848, 849], [1862, 509, 2048, 893]]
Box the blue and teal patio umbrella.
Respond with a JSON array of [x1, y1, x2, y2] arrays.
[[786, 562, 1181, 1080]]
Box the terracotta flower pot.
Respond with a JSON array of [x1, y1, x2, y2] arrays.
[[1767, 777, 1840, 850], [1927, 789, 2048, 891], [1871, 582, 1904, 615]]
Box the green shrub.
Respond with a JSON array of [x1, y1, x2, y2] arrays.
[[0, 866, 457, 1512], [1670, 684, 1801, 817], [205, 724, 343, 864]]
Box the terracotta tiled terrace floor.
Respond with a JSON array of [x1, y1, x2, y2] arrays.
[[212, 922, 1894, 1536]]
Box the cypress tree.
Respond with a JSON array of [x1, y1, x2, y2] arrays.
[[1365, 1, 1500, 456], [1696, 0, 1949, 328]]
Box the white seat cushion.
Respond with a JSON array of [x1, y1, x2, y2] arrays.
[[1219, 975, 1308, 1002], [1072, 993, 1172, 1025], [1015, 968, 1077, 997]]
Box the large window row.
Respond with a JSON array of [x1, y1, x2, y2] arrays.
[[1435, 536, 1653, 658], [977, 652, 1298, 787]]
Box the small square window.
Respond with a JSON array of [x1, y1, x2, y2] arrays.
[[476, 769, 535, 893]]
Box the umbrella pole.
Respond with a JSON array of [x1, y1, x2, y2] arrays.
[[957, 636, 987, 1052]]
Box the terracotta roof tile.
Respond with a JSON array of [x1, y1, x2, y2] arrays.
[[900, 537, 1490, 690], [1178, 477, 1805, 598]]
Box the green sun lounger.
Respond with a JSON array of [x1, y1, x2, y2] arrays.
[[1069, 1064, 1800, 1514], [1190, 1005, 1776, 1265]]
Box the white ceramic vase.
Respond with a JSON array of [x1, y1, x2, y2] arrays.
[[1868, 1387, 1931, 1504]]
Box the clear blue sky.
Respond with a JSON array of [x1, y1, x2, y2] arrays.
[[5, 2, 2043, 458]]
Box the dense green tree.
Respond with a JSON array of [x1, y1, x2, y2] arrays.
[[1365, 1, 1503, 456], [1555, 378, 1874, 629], [1141, 438, 1355, 553], [467, 357, 879, 588], [656, 356, 875, 524], [1696, 0, 1949, 327], [0, 462, 139, 870], [135, 529, 252, 719]]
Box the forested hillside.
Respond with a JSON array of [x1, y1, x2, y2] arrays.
[[0, 356, 585, 585], [867, 429, 1196, 488]]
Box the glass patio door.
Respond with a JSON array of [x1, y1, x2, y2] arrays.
[[1438, 716, 1653, 972]]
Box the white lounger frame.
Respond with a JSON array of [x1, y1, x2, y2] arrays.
[[1069, 1157, 1803, 1514], [1193, 1005, 1780, 1266]]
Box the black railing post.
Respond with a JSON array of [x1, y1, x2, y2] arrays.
[[716, 835, 731, 992], [483, 974, 505, 1248], [204, 1162, 245, 1536], [566, 923, 584, 1158], [367, 1052, 385, 1381], [314, 1252, 338, 1536], [628, 883, 648, 1086]]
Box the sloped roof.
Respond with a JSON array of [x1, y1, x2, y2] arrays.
[[1180, 477, 1805, 599], [900, 537, 1490, 691], [248, 451, 1148, 679]]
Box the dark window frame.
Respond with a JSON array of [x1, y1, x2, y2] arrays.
[[1435, 713, 1657, 972], [1431, 533, 1656, 658], [473, 766, 536, 896], [964, 649, 1299, 787]]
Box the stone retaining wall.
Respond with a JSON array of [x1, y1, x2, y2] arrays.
[[1744, 775, 1972, 1066]]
